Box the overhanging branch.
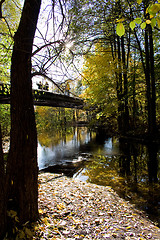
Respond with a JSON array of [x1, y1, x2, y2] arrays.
[[32, 40, 64, 56]]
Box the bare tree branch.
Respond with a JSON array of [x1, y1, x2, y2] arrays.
[[32, 40, 63, 56]]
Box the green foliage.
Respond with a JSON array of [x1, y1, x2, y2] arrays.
[[0, 0, 22, 83], [129, 21, 136, 30], [148, 3, 160, 16], [0, 105, 10, 137], [69, 0, 160, 133], [35, 106, 76, 132], [67, 0, 112, 54], [116, 23, 125, 36], [0, 0, 21, 32], [115, 1, 160, 36], [141, 22, 146, 29]]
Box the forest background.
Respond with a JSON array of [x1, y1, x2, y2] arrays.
[[0, 0, 160, 238]]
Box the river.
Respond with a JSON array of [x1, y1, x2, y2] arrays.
[[38, 126, 160, 226]]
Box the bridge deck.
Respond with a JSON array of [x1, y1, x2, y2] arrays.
[[0, 84, 84, 109]]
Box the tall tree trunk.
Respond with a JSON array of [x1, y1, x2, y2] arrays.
[[6, 0, 41, 223], [144, 1, 157, 136], [117, 35, 124, 134], [148, 25, 156, 135], [132, 52, 136, 128], [145, 25, 152, 135], [121, 36, 129, 132], [145, 23, 157, 136], [0, 124, 6, 238]]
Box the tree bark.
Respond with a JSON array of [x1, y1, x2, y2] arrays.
[[145, 25, 152, 135], [148, 25, 156, 135], [0, 124, 6, 239], [143, 1, 157, 136], [6, 0, 41, 223], [121, 36, 129, 132], [132, 52, 136, 128], [145, 23, 157, 136], [117, 35, 124, 134]]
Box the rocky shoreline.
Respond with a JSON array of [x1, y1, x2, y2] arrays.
[[35, 173, 160, 239]]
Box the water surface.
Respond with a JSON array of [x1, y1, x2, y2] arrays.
[[38, 126, 160, 226]]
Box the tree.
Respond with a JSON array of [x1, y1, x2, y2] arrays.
[[67, 0, 131, 133], [116, 0, 160, 136], [0, 0, 74, 236], [0, 123, 6, 240], [144, 1, 157, 136], [67, 0, 160, 136], [0, 0, 22, 237], [0, 0, 21, 138], [6, 0, 41, 224], [82, 43, 118, 128]]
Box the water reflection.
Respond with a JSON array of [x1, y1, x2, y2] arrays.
[[38, 127, 95, 170], [78, 138, 160, 226], [148, 143, 158, 183], [37, 127, 160, 225]]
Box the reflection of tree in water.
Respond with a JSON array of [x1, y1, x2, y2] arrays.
[[38, 126, 92, 148], [83, 139, 160, 226], [146, 143, 159, 223], [61, 127, 67, 144], [118, 140, 160, 225], [147, 143, 158, 183], [119, 140, 131, 177], [38, 128, 64, 147]]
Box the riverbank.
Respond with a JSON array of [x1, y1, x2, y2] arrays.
[[34, 173, 160, 239]]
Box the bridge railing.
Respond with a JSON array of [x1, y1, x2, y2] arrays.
[[0, 82, 82, 101], [35, 81, 80, 99], [0, 82, 84, 108]]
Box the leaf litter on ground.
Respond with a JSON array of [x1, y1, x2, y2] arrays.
[[32, 173, 160, 239]]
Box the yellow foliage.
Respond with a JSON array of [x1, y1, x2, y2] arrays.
[[0, 0, 22, 82], [82, 43, 117, 117], [0, 0, 22, 34], [38, 209, 43, 214]]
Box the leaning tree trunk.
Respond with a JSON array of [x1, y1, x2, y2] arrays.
[[6, 0, 41, 223], [0, 124, 6, 238]]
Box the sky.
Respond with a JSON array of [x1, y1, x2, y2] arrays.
[[19, 0, 83, 92], [33, 0, 81, 90]]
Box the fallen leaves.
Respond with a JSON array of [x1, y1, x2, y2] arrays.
[[31, 173, 160, 239]]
